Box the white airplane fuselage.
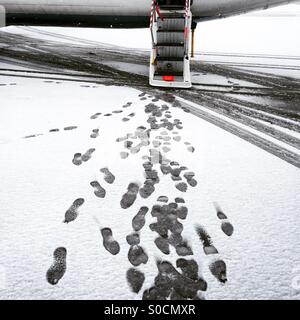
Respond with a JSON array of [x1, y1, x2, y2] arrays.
[[0, 0, 297, 28]]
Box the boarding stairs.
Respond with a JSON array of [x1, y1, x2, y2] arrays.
[[149, 0, 192, 88]]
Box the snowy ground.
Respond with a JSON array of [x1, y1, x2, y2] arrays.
[[0, 4, 300, 300], [0, 76, 299, 300]]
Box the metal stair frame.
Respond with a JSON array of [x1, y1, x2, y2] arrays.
[[149, 0, 192, 88]]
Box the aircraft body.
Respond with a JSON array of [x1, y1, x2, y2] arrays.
[[0, 0, 297, 28]]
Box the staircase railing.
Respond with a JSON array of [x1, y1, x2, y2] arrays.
[[184, 0, 191, 58], [150, 0, 156, 48]]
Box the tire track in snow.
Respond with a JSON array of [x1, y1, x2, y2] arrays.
[[1, 31, 299, 168], [170, 95, 300, 168]]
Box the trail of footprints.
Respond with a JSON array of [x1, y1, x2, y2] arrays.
[[24, 98, 134, 141], [24, 125, 78, 140], [214, 202, 234, 237], [195, 225, 227, 283], [46, 101, 136, 285], [72, 148, 96, 166], [90, 168, 116, 199], [46, 94, 234, 300]]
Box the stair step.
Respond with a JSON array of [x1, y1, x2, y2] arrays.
[[156, 0, 186, 5], [157, 43, 184, 47], [157, 46, 185, 58], [157, 31, 184, 45], [157, 18, 185, 31], [158, 15, 185, 19], [156, 56, 184, 62], [154, 72, 184, 77], [156, 60, 184, 74], [159, 6, 185, 10], [157, 30, 184, 33]]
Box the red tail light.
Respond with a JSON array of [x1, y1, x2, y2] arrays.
[[162, 75, 174, 82]]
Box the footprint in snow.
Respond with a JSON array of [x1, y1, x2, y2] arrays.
[[72, 153, 82, 166], [139, 179, 155, 199], [175, 182, 188, 192], [175, 197, 185, 204], [46, 247, 67, 285], [124, 140, 133, 149], [209, 259, 227, 284], [152, 140, 161, 148], [90, 181, 106, 198], [101, 228, 120, 255], [183, 172, 197, 187], [128, 245, 148, 267], [216, 208, 227, 220], [175, 240, 193, 256], [64, 126, 77, 131], [126, 232, 140, 246], [194, 226, 227, 282], [100, 167, 115, 184], [195, 225, 218, 255], [187, 146, 195, 153], [132, 206, 148, 232], [90, 113, 101, 119], [157, 196, 168, 203], [81, 148, 95, 162], [221, 221, 234, 237], [214, 203, 234, 237], [176, 258, 199, 281], [126, 268, 145, 294], [123, 102, 132, 108], [154, 236, 170, 255], [90, 129, 99, 138], [63, 198, 85, 223], [143, 260, 206, 300], [120, 182, 140, 209], [176, 206, 188, 220], [120, 151, 129, 159], [24, 134, 43, 139]]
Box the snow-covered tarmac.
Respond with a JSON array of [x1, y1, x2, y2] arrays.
[[0, 5, 300, 300], [0, 76, 299, 300]]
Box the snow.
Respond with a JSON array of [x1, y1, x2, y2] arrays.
[[196, 14, 300, 57], [251, 117, 300, 141], [191, 72, 263, 87], [0, 76, 300, 300], [0, 3, 300, 300], [175, 96, 300, 155]]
